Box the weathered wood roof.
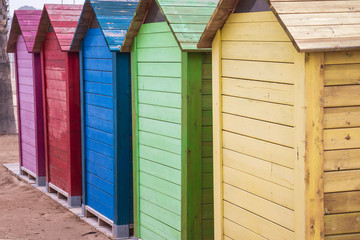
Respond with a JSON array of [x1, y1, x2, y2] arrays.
[[198, 0, 360, 52], [33, 4, 83, 52], [71, 0, 139, 52], [121, 0, 219, 52], [7, 10, 42, 53]]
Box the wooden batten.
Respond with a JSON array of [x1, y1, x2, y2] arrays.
[[305, 52, 325, 239]]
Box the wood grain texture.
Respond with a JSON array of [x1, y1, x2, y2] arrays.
[[71, 0, 138, 51], [33, 4, 82, 53], [7, 10, 42, 53], [305, 52, 325, 240]]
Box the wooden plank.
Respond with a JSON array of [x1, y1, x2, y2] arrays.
[[324, 212, 360, 235], [223, 131, 294, 169], [223, 166, 294, 209], [222, 59, 296, 84], [223, 148, 294, 189], [223, 201, 294, 240], [222, 95, 294, 127], [324, 149, 360, 171], [222, 113, 294, 147], [211, 30, 223, 240], [325, 51, 360, 65], [305, 52, 325, 239], [325, 233, 360, 240], [222, 77, 294, 105], [324, 85, 360, 107], [324, 128, 360, 150], [325, 191, 360, 214], [324, 107, 360, 129], [224, 218, 266, 240], [223, 183, 295, 230], [324, 63, 360, 86], [324, 170, 360, 193]]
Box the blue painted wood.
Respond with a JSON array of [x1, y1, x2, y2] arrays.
[[83, 28, 115, 220], [80, 41, 87, 206], [113, 52, 132, 226], [89, 0, 139, 51]]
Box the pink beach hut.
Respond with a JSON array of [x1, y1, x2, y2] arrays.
[[7, 10, 45, 186]]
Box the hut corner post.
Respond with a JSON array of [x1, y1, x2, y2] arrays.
[[212, 30, 223, 240], [67, 52, 82, 207], [131, 37, 140, 238], [79, 42, 86, 215], [305, 52, 325, 240], [181, 52, 203, 240], [113, 51, 132, 238]]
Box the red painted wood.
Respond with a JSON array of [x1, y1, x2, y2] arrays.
[[40, 29, 82, 196]]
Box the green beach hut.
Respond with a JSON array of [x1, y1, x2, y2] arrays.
[[121, 0, 219, 239]]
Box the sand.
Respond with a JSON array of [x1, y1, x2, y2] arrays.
[[0, 135, 110, 240]]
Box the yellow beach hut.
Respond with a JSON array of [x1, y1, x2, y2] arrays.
[[198, 0, 360, 239]]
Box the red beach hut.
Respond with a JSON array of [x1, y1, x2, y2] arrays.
[[33, 4, 83, 207], [7, 10, 45, 186]]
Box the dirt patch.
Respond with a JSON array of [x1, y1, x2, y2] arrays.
[[0, 135, 110, 240]]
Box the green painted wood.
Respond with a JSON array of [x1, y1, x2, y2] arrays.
[[139, 117, 181, 139], [130, 37, 139, 237], [138, 90, 181, 108], [139, 144, 181, 170], [181, 52, 203, 240], [138, 76, 181, 93], [139, 158, 181, 184], [140, 185, 181, 214], [137, 47, 181, 62], [139, 172, 181, 200]]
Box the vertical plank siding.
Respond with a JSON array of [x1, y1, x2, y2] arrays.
[[16, 35, 37, 174], [134, 22, 183, 240], [323, 50, 360, 238], [43, 31, 70, 193], [83, 28, 115, 220], [216, 11, 303, 239]]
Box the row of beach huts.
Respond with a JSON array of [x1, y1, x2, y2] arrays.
[[6, 0, 360, 239]]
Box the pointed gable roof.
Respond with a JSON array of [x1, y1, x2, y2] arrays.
[[198, 0, 360, 52], [71, 0, 139, 52], [33, 4, 83, 52], [121, 0, 219, 52], [7, 10, 42, 53]]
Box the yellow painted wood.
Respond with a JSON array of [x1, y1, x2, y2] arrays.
[[305, 52, 325, 239], [226, 11, 277, 23], [324, 149, 360, 171], [293, 50, 307, 240], [223, 148, 294, 189], [324, 128, 360, 150], [222, 22, 289, 42], [222, 59, 296, 84], [222, 96, 294, 127], [222, 113, 294, 147], [222, 41, 295, 63], [222, 77, 294, 105], [223, 131, 294, 169], [324, 170, 360, 193], [211, 30, 222, 240], [223, 166, 294, 210], [223, 183, 294, 230], [324, 107, 360, 129], [223, 201, 295, 240], [224, 218, 266, 240], [324, 64, 360, 86]]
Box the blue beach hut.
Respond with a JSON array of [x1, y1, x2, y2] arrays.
[[70, 0, 138, 237]]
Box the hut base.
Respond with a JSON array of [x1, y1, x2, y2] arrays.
[[46, 182, 81, 207], [20, 166, 45, 187], [113, 224, 130, 239]]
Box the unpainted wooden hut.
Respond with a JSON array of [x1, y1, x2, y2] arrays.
[[198, 0, 360, 239], [70, 0, 138, 237], [7, 10, 45, 186], [121, 0, 219, 239], [33, 4, 83, 207]]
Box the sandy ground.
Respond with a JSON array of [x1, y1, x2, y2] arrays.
[[0, 135, 110, 240]]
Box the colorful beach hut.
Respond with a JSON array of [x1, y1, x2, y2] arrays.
[[70, 0, 137, 237], [33, 4, 83, 207], [121, 0, 218, 239], [6, 10, 45, 186], [198, 0, 360, 239]]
